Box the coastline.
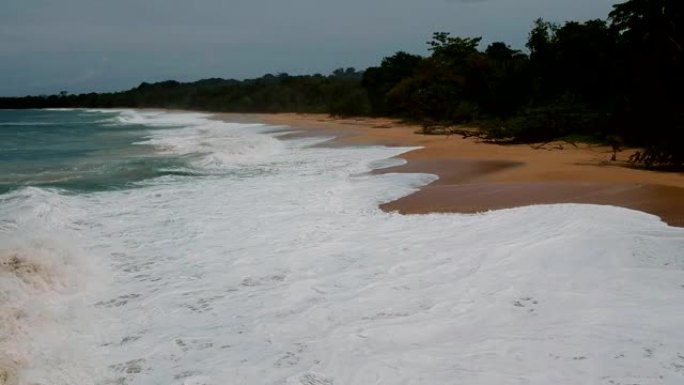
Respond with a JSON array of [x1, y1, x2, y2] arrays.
[[4, 108, 682, 384], [213, 112, 684, 227]]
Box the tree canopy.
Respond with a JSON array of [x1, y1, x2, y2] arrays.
[[2, 0, 682, 166]]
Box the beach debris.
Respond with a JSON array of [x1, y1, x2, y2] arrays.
[[606, 135, 624, 161]]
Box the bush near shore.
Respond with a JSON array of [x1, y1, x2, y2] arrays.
[[2, 0, 682, 167]]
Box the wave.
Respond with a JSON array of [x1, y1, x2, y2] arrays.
[[6, 109, 682, 384], [117, 110, 285, 169], [0, 188, 107, 385], [107, 110, 211, 127]]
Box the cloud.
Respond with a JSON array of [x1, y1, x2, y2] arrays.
[[0, 0, 620, 96]]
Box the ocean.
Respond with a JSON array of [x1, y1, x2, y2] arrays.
[[1, 109, 683, 385]]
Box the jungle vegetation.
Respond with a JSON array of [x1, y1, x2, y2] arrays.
[[2, 0, 682, 166]]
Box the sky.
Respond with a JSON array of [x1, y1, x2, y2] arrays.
[[1, 0, 621, 96]]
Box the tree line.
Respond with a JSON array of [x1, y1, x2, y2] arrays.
[[0, 68, 368, 116], [1, 0, 682, 166]]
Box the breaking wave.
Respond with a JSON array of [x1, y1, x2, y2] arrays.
[[0, 188, 107, 385], [117, 110, 285, 169], [3, 109, 683, 385]]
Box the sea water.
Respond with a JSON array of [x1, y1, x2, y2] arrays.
[[1, 109, 683, 385]]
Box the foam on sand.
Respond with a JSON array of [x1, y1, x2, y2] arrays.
[[1, 110, 683, 385], [90, 112, 684, 385]]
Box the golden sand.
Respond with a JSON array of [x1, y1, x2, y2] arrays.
[[214, 113, 684, 226]]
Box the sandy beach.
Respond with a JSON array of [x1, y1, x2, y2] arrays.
[[213, 112, 684, 227], [4, 109, 683, 385]]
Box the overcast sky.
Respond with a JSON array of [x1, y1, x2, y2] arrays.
[[1, 0, 621, 96]]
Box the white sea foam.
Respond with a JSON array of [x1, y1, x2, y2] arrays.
[[139, 122, 284, 169], [0, 188, 109, 385], [2, 110, 683, 385], [109, 110, 284, 169], [114, 110, 210, 127]]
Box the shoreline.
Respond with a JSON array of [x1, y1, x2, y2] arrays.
[[213, 112, 684, 227]]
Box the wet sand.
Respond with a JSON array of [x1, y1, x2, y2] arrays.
[[213, 112, 684, 227], [381, 182, 684, 226]]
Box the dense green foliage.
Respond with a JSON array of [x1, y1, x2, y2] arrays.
[[366, 0, 683, 166], [2, 0, 682, 166], [0, 69, 370, 116]]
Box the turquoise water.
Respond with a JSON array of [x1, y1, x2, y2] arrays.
[[0, 109, 186, 194]]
